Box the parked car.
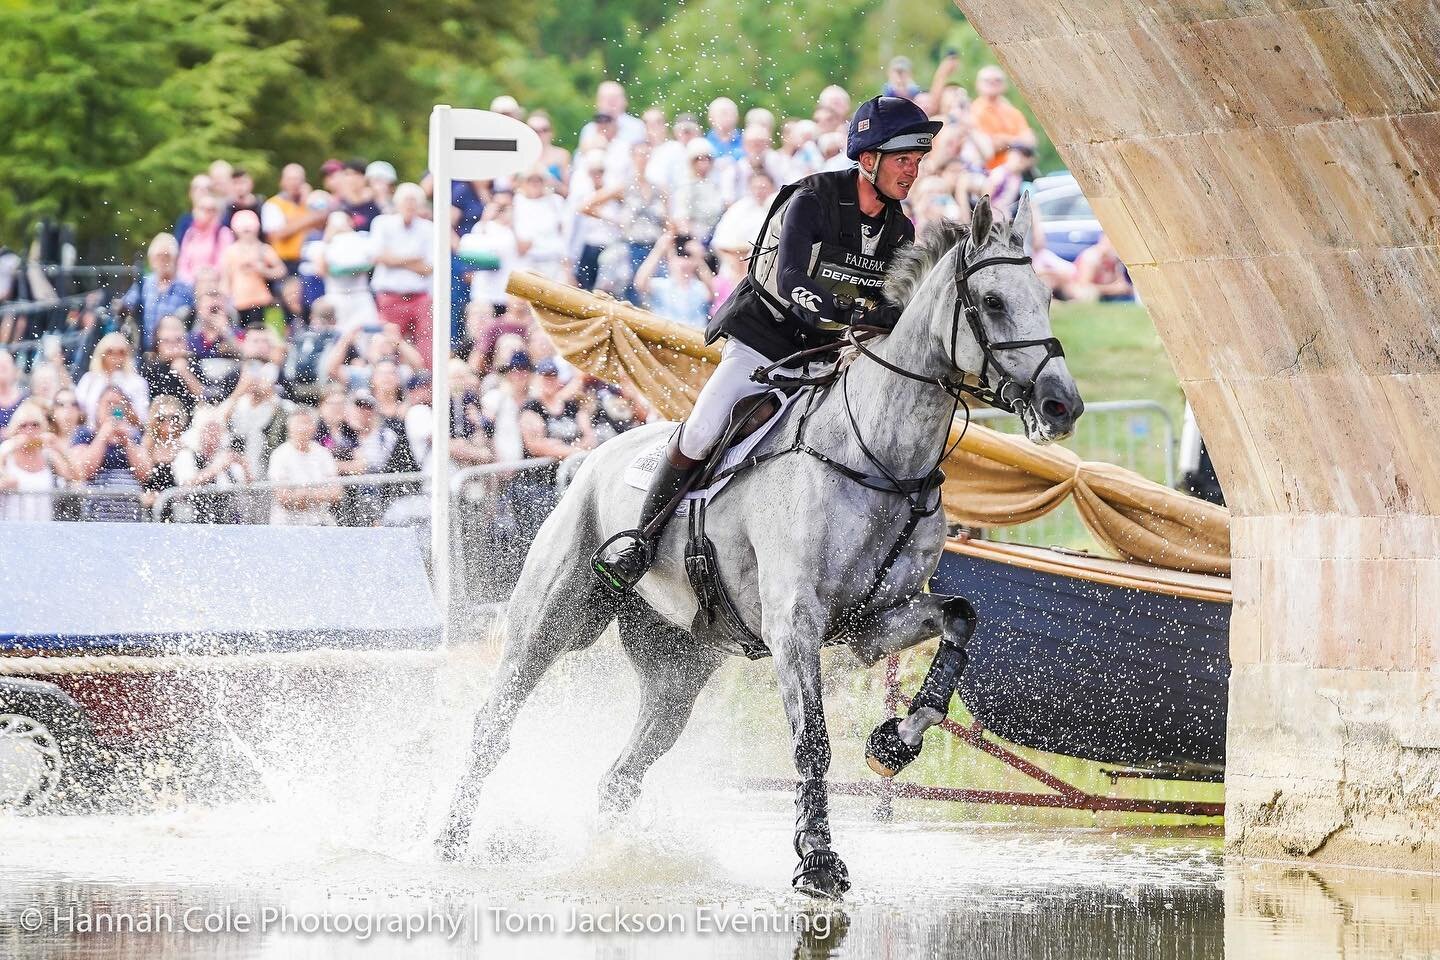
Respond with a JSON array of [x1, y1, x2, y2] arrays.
[[1031, 173, 1103, 262]]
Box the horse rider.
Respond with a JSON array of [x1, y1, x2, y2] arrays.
[[593, 96, 943, 594]]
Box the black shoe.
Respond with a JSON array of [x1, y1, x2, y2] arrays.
[[593, 533, 655, 595], [591, 432, 703, 595]]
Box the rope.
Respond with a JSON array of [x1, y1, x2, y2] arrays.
[[0, 646, 489, 678]]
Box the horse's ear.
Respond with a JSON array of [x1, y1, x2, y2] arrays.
[[970, 196, 993, 252], [1009, 193, 1033, 248]]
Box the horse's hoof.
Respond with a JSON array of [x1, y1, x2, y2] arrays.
[[865, 717, 921, 778], [792, 849, 850, 900]]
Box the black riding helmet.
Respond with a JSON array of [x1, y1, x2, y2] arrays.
[[846, 96, 943, 161]]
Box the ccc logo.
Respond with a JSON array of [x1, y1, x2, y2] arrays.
[[791, 287, 823, 312]]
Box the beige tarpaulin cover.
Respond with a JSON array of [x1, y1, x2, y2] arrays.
[[508, 271, 1231, 575]]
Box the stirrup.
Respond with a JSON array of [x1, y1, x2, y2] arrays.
[[591, 529, 655, 596]]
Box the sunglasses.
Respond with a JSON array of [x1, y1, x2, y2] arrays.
[[54, 399, 77, 408], [15, 419, 43, 429]]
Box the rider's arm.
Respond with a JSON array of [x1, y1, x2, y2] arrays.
[[773, 190, 847, 332]]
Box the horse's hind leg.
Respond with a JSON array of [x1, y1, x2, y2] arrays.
[[435, 561, 617, 861], [597, 602, 725, 818]]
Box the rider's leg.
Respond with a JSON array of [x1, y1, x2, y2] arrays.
[[593, 338, 777, 592]]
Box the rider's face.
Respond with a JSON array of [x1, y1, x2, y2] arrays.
[[872, 151, 925, 200]]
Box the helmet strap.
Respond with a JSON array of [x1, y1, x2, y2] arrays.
[[860, 153, 899, 204]]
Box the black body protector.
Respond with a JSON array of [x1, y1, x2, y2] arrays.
[[706, 169, 915, 361]]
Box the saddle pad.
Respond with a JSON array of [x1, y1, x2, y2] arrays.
[[624, 389, 801, 507]]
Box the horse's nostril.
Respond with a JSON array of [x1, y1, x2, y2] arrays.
[[1041, 398, 1069, 420]]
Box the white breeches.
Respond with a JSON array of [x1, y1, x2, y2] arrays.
[[679, 338, 811, 460]]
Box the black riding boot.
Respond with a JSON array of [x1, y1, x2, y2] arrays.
[[593, 433, 703, 594]]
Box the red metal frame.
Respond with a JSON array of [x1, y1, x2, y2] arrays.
[[746, 655, 1225, 819]]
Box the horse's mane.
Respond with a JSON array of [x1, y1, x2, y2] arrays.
[[883, 219, 968, 308]]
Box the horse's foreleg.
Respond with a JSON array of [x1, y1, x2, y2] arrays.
[[770, 616, 850, 900], [847, 594, 976, 778]]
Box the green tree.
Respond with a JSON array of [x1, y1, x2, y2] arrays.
[[0, 0, 299, 258]]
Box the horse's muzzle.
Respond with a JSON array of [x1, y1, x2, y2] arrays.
[[1030, 373, 1084, 441]]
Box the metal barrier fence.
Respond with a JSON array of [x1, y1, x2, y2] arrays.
[[964, 399, 1177, 551]]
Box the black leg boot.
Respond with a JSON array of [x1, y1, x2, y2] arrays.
[[593, 433, 703, 594]]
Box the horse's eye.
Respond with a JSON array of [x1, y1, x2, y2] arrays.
[[982, 294, 1004, 311]]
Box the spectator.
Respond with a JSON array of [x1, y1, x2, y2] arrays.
[[176, 193, 234, 285], [582, 380, 641, 445], [339, 391, 406, 524], [220, 210, 287, 329], [1067, 235, 1134, 302], [173, 174, 213, 246], [671, 139, 726, 241], [461, 192, 518, 313], [71, 385, 148, 521], [908, 176, 965, 236], [76, 332, 149, 428], [777, 119, 822, 183], [489, 95, 525, 120], [371, 183, 435, 363], [745, 107, 776, 136], [208, 160, 235, 208], [338, 160, 384, 231], [48, 387, 84, 446], [370, 358, 407, 426], [706, 97, 744, 161], [520, 359, 596, 461], [219, 354, 288, 481], [26, 363, 66, 409], [580, 81, 646, 147], [313, 211, 379, 334], [141, 315, 206, 415], [634, 232, 714, 329], [278, 275, 308, 330], [1027, 204, 1078, 297], [812, 105, 842, 137], [0, 349, 26, 430], [642, 108, 684, 193], [817, 84, 852, 121], [0, 399, 79, 522], [711, 170, 778, 256], [173, 405, 251, 523], [883, 56, 922, 100], [267, 406, 342, 525], [188, 277, 242, 362], [320, 158, 346, 196], [315, 384, 356, 463], [970, 66, 1037, 170], [512, 171, 570, 282], [227, 168, 265, 228], [570, 152, 624, 291], [732, 119, 789, 199], [528, 113, 571, 196], [437, 358, 493, 468], [136, 395, 189, 518], [122, 233, 195, 352], [365, 161, 398, 214], [618, 144, 670, 301], [261, 164, 325, 273], [465, 298, 533, 376], [985, 143, 1035, 218], [481, 350, 534, 463]]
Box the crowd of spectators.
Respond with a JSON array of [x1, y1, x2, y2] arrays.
[[0, 61, 1128, 530]]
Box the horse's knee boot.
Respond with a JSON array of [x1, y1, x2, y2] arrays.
[[911, 597, 974, 715]]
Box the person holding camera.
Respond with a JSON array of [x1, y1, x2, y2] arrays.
[[0, 399, 79, 522], [141, 315, 206, 415], [632, 229, 714, 330], [71, 385, 149, 521]]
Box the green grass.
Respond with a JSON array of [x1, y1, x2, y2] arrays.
[[1049, 300, 1185, 430]]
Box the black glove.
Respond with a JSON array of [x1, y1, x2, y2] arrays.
[[861, 301, 903, 331]]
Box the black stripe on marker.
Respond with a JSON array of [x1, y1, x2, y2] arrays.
[[454, 138, 518, 152]]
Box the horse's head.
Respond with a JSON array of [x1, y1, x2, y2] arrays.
[[886, 197, 1084, 444]]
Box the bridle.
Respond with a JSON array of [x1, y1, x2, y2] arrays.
[[842, 236, 1065, 415]]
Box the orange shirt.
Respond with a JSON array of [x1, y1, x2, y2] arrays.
[[264, 195, 309, 262], [969, 97, 1032, 169]]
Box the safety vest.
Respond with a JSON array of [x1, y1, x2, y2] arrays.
[[706, 169, 912, 361]]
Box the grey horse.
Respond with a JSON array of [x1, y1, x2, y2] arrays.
[[436, 198, 1084, 898]]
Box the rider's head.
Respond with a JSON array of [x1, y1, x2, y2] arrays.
[[847, 96, 943, 203]]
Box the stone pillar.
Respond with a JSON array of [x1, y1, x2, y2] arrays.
[[955, 1, 1440, 869]]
